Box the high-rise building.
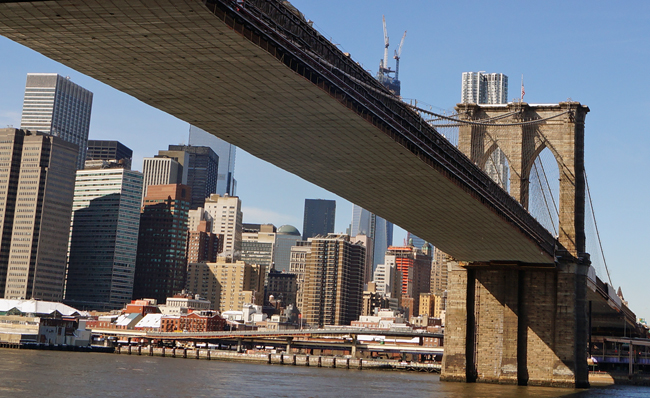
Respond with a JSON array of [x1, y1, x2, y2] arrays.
[[302, 199, 336, 240], [186, 219, 220, 264], [301, 234, 365, 327], [361, 282, 387, 317], [65, 162, 143, 310], [461, 72, 508, 105], [133, 184, 191, 303], [419, 293, 437, 317], [351, 234, 374, 285], [20, 73, 93, 170], [406, 232, 426, 250], [86, 140, 133, 170], [350, 205, 393, 275], [0, 128, 77, 300], [165, 145, 219, 210], [266, 269, 297, 308], [289, 240, 310, 312], [430, 247, 449, 295], [241, 224, 276, 282], [372, 260, 401, 301], [275, 225, 302, 272], [141, 155, 186, 200], [385, 245, 432, 318], [188, 207, 212, 233], [484, 73, 509, 104], [185, 259, 265, 312], [188, 125, 236, 196], [203, 194, 243, 259]]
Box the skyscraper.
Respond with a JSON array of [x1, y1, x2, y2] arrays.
[[186, 219, 220, 264], [301, 234, 365, 327], [350, 205, 394, 275], [0, 128, 77, 300], [460, 72, 508, 105], [406, 231, 426, 250], [165, 145, 219, 210], [185, 259, 265, 311], [133, 184, 191, 303], [86, 140, 133, 169], [302, 199, 336, 240], [203, 194, 243, 259], [65, 161, 143, 310], [188, 125, 236, 196], [241, 223, 276, 277], [141, 153, 187, 200], [290, 240, 311, 312], [20, 73, 93, 170], [274, 225, 302, 272], [385, 245, 432, 318]]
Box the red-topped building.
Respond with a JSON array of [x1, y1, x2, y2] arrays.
[[385, 245, 432, 318]]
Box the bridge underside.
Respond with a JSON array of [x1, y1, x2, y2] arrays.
[[0, 0, 554, 264]]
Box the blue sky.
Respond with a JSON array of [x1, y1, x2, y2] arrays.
[[1, 1, 649, 318]]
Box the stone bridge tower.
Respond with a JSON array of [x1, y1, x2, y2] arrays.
[[441, 102, 591, 388]]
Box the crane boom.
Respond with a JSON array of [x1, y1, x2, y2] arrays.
[[394, 30, 406, 81], [382, 15, 389, 70], [394, 31, 406, 60]]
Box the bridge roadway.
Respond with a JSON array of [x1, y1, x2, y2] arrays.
[[0, 0, 556, 264]]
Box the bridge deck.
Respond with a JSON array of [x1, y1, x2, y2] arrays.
[[0, 0, 555, 263]]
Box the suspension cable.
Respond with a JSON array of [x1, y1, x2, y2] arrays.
[[532, 160, 558, 236], [406, 103, 571, 127], [585, 170, 612, 286], [537, 155, 559, 218]]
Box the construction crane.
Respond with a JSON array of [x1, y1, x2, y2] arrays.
[[394, 30, 406, 81], [381, 15, 390, 73], [376, 16, 403, 96]]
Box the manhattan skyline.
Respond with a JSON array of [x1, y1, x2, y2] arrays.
[[0, 0, 648, 320]]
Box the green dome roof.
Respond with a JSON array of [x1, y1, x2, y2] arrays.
[[277, 225, 301, 236]]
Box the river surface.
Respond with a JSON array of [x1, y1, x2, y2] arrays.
[[1, 349, 649, 397]]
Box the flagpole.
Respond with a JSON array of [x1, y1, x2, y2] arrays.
[[521, 74, 525, 103]]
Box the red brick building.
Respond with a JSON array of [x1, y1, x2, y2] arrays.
[[160, 312, 225, 332]]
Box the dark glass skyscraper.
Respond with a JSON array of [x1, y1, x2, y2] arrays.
[[188, 125, 236, 196], [133, 184, 191, 303], [166, 145, 219, 210], [302, 199, 336, 240], [66, 165, 143, 310], [86, 140, 133, 169], [350, 205, 394, 275]]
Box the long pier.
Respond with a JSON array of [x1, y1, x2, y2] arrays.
[[112, 344, 441, 373]]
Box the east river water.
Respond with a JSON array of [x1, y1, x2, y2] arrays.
[[1, 349, 650, 398]]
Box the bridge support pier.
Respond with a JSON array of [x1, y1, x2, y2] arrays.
[[350, 335, 358, 358], [441, 260, 589, 388]]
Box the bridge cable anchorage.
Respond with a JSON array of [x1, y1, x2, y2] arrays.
[[585, 170, 613, 285]]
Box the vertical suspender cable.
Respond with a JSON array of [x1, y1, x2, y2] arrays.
[[585, 170, 612, 286]]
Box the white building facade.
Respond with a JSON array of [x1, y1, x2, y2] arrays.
[[203, 194, 243, 259]]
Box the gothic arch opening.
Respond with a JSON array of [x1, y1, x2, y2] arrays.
[[483, 144, 510, 192], [527, 146, 560, 236]]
